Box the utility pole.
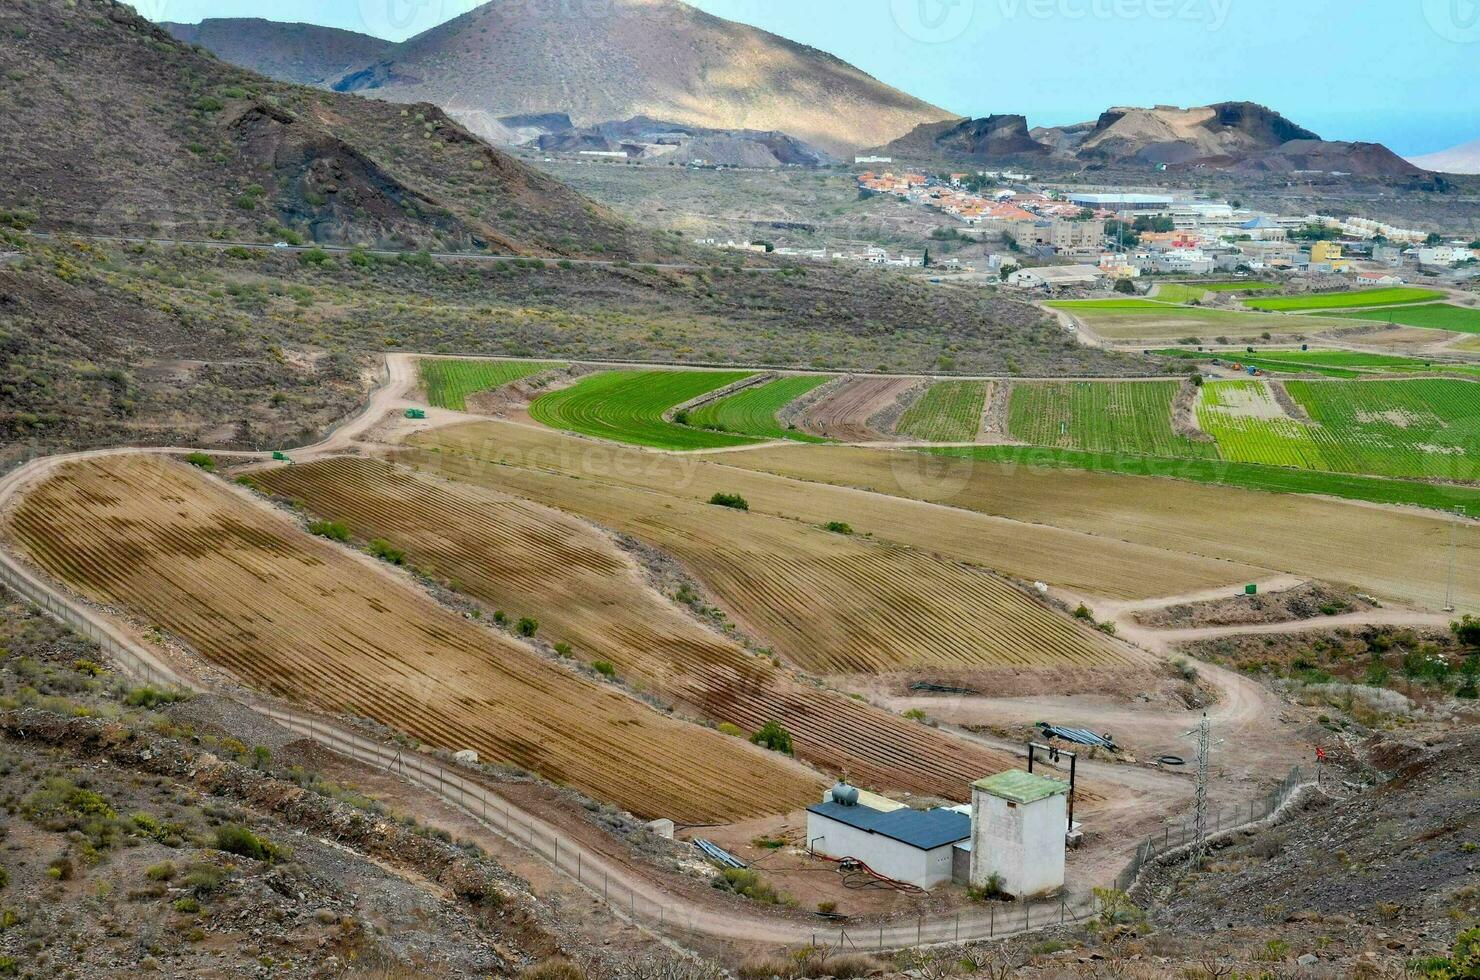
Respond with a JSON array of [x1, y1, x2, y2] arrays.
[[1186, 713, 1212, 869], [1443, 507, 1462, 613]]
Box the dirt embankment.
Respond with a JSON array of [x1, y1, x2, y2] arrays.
[[1268, 379, 1312, 422], [1136, 582, 1373, 630], [1172, 379, 1216, 443], [865, 377, 929, 436]]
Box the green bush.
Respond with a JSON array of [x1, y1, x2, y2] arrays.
[[368, 539, 406, 565], [553, 642, 573, 658], [308, 520, 350, 542], [184, 452, 215, 471], [172, 897, 200, 914], [145, 861, 176, 882], [299, 248, 331, 266], [125, 686, 188, 709], [213, 825, 289, 864], [709, 492, 749, 511], [517, 617, 539, 637], [825, 521, 853, 535], [712, 867, 790, 905], [749, 720, 793, 756], [591, 660, 616, 678], [716, 722, 743, 737]]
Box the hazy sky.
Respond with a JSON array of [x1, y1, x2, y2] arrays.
[[141, 0, 1480, 154]]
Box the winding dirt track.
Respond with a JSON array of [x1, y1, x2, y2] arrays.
[[0, 352, 1420, 951]]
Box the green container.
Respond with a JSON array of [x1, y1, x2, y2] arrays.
[[272, 451, 290, 462], [1245, 584, 1258, 596], [405, 408, 428, 420]]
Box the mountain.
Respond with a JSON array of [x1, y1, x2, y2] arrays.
[[1230, 139, 1429, 178], [323, 0, 953, 157], [533, 116, 833, 168], [877, 114, 1050, 160], [165, 19, 391, 87], [1409, 137, 1480, 174], [883, 102, 1425, 178], [1057, 102, 1321, 165], [0, 0, 648, 257]]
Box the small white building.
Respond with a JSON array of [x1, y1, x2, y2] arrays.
[[969, 770, 1069, 899], [1008, 264, 1105, 289], [806, 784, 971, 890]]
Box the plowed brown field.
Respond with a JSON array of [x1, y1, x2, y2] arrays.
[[4, 455, 822, 823], [251, 457, 1046, 803], [393, 434, 1141, 679], [795, 377, 919, 441], [713, 445, 1478, 612], [408, 421, 1263, 600]]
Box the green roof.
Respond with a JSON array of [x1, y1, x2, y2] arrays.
[[973, 770, 1069, 804]]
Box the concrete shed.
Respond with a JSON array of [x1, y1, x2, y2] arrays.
[[806, 801, 970, 890], [970, 770, 1069, 899]]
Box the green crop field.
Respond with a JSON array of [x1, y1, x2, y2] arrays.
[[1008, 381, 1219, 458], [1049, 301, 1345, 341], [419, 359, 561, 411], [1153, 282, 1278, 304], [1329, 303, 1480, 335], [1198, 379, 1479, 481], [1244, 287, 1445, 312], [925, 444, 1480, 514], [895, 380, 988, 442], [529, 370, 761, 450], [1157, 348, 1480, 380], [686, 374, 832, 442]]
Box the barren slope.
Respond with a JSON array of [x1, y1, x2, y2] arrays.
[[166, 18, 391, 86], [329, 0, 954, 156]]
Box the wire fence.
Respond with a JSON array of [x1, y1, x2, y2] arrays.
[[0, 552, 1313, 952], [1114, 764, 1307, 894]]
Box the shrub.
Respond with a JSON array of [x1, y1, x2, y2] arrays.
[[553, 642, 573, 658], [172, 897, 200, 914], [816, 900, 837, 914], [0, 867, 7, 890], [712, 867, 789, 905], [1453, 615, 1480, 650], [709, 492, 749, 511], [518, 961, 586, 980], [368, 539, 405, 565], [299, 248, 331, 266], [517, 617, 539, 638], [184, 452, 215, 471], [716, 722, 743, 737], [902, 708, 927, 722], [825, 521, 853, 535], [749, 720, 793, 756], [125, 686, 188, 709], [591, 660, 616, 678], [968, 872, 1008, 901], [308, 520, 350, 542], [145, 861, 176, 882], [213, 825, 289, 864], [1073, 604, 1094, 621]]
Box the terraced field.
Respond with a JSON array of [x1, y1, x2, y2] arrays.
[[1157, 348, 1480, 379], [399, 426, 1147, 674], [686, 374, 832, 442], [795, 377, 919, 441], [5, 456, 819, 822], [895, 380, 988, 442], [1153, 282, 1276, 304], [1197, 379, 1479, 481], [1007, 381, 1218, 458], [409, 421, 1262, 603], [251, 457, 1034, 802], [715, 443, 1477, 612], [528, 370, 759, 450], [419, 359, 561, 411], [1329, 303, 1480, 335], [1047, 300, 1336, 341], [1244, 287, 1445, 312]]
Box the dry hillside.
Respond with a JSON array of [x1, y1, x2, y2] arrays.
[[328, 0, 955, 156], [167, 18, 391, 87], [0, 0, 652, 257]]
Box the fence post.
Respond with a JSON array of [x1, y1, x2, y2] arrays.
[[990, 903, 994, 937]]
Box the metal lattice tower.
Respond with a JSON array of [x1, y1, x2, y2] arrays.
[[1188, 713, 1212, 868], [1444, 507, 1461, 613]]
